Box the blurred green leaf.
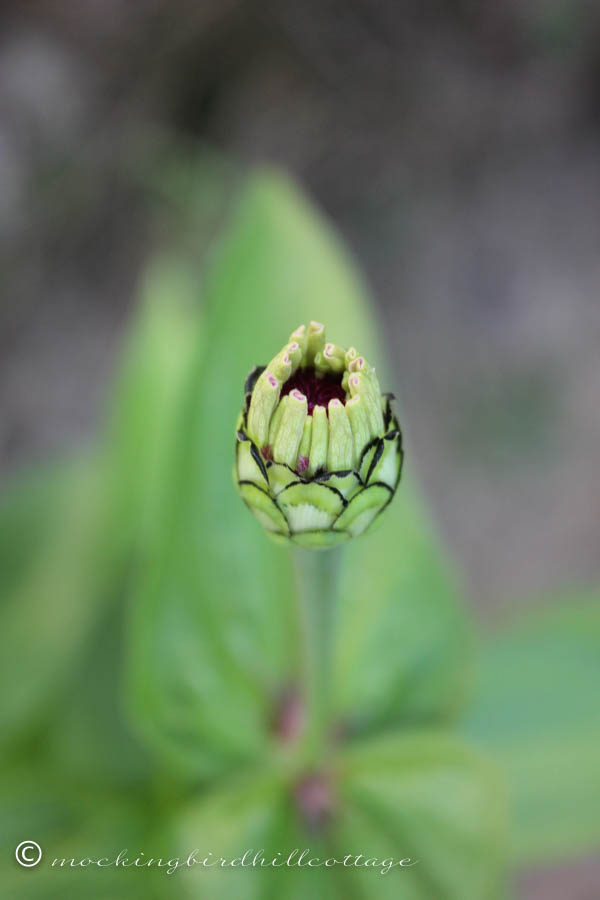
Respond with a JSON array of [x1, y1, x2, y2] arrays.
[[170, 770, 287, 900], [462, 593, 600, 865], [0, 763, 157, 900], [43, 605, 153, 789], [171, 774, 340, 899], [103, 254, 202, 557], [332, 482, 470, 733], [0, 255, 202, 754], [335, 732, 506, 900], [0, 458, 109, 750]]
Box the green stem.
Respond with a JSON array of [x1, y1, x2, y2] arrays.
[[294, 547, 343, 765]]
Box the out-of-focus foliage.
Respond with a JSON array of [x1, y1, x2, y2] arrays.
[[462, 594, 600, 866], [332, 483, 469, 732], [170, 733, 504, 900], [0, 458, 107, 749], [0, 169, 596, 899]]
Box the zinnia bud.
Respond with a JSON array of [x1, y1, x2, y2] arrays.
[[235, 323, 403, 548]]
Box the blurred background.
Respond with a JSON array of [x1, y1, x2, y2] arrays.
[[1, 2, 599, 897]]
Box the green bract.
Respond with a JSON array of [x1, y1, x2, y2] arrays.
[[235, 322, 403, 548]]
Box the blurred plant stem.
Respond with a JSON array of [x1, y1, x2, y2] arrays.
[[293, 547, 343, 766]]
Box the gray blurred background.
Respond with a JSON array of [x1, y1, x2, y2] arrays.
[[0, 6, 599, 891]]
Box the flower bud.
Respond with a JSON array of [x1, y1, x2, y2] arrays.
[[235, 323, 403, 548]]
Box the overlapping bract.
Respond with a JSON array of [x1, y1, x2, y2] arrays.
[[235, 322, 403, 548]]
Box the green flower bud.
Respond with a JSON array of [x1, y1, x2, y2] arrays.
[[235, 323, 403, 548]]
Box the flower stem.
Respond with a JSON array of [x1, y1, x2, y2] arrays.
[[294, 547, 343, 765]]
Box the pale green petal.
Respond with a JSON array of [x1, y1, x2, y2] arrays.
[[327, 400, 354, 471], [334, 483, 392, 537], [272, 391, 307, 467]]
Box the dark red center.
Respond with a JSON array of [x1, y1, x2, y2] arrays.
[[281, 368, 346, 415]]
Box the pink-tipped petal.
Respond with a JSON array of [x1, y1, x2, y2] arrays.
[[297, 455, 309, 474]]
